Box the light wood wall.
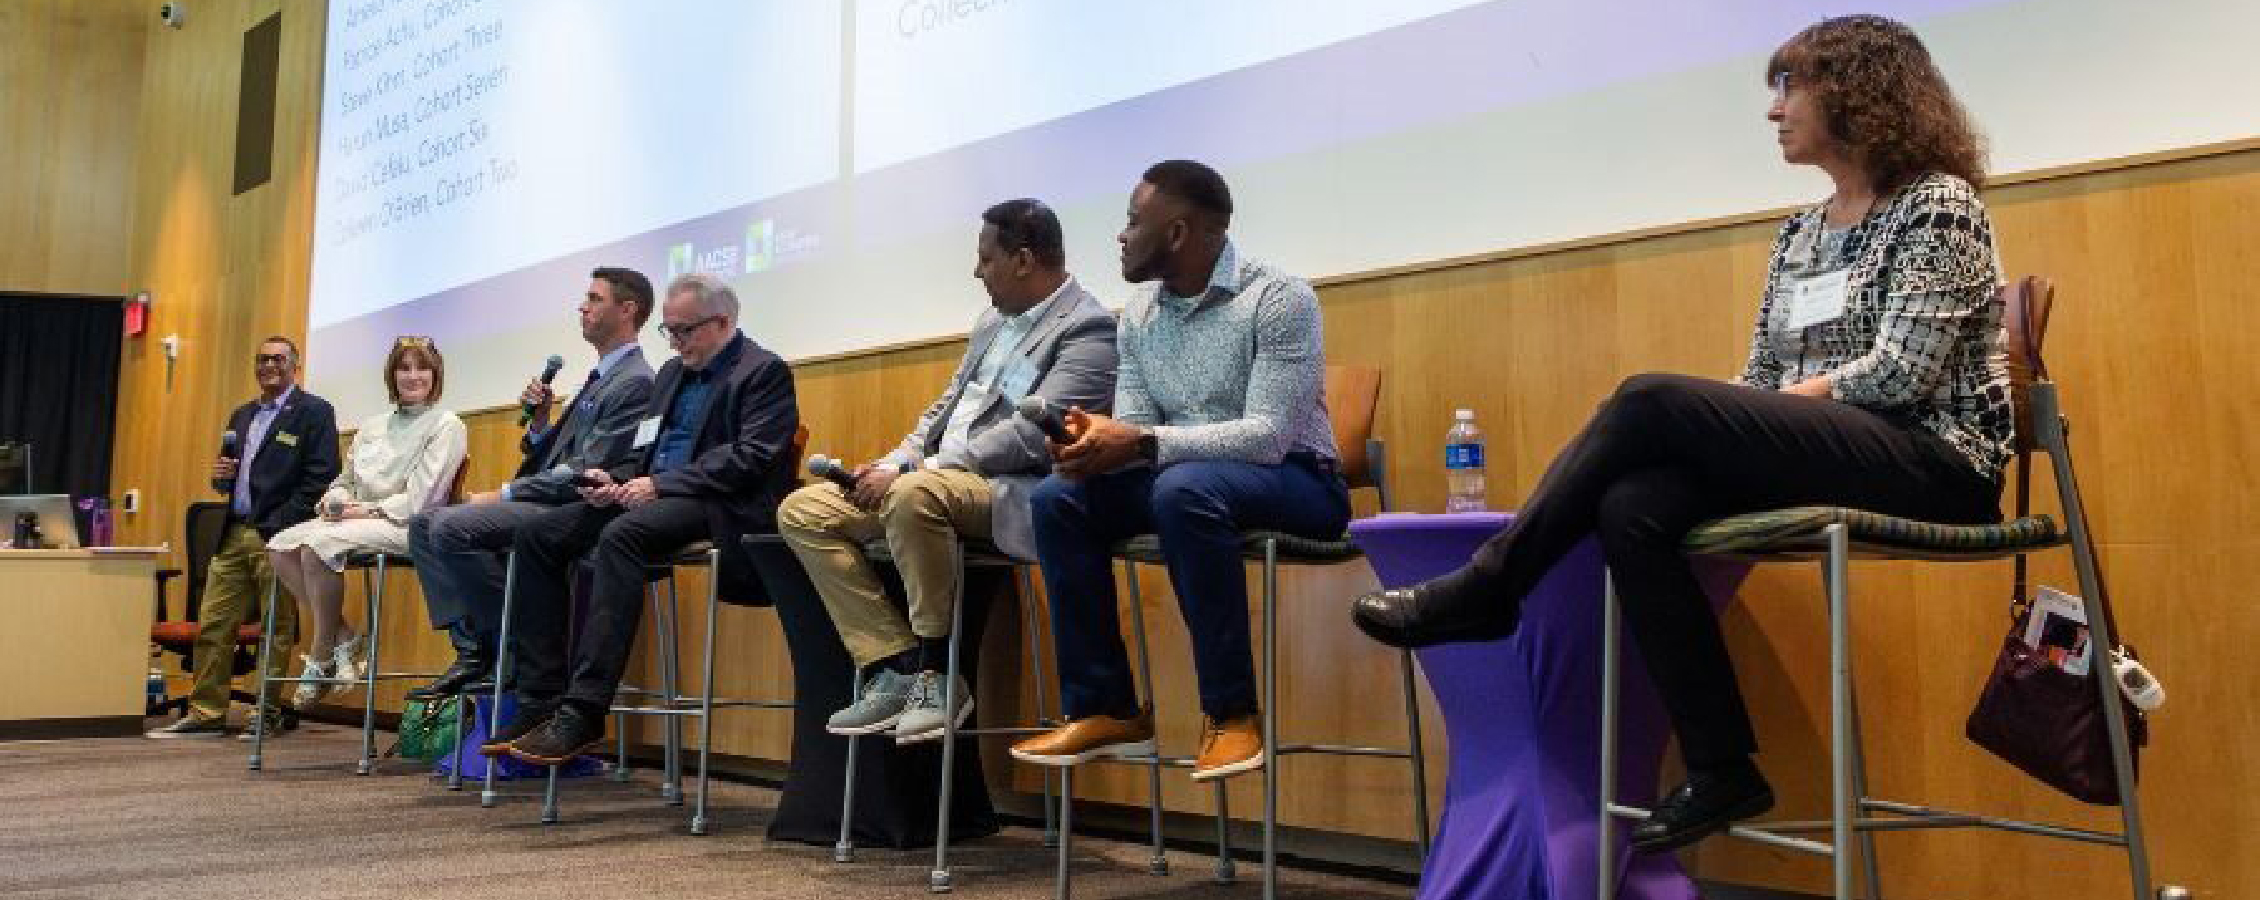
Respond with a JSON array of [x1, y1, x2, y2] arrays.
[[75, 0, 2254, 890], [0, 0, 146, 296]]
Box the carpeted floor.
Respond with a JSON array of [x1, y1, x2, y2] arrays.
[[0, 721, 1420, 900]]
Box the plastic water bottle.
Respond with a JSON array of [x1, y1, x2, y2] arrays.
[[1444, 409, 1487, 513]]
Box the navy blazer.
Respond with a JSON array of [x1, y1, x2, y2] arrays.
[[611, 332, 800, 603], [213, 389, 341, 539]]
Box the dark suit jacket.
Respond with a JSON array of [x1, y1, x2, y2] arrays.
[[506, 347, 656, 505], [610, 332, 799, 603], [212, 388, 342, 539]]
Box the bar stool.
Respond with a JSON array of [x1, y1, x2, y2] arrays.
[[1595, 278, 2179, 900], [829, 537, 1073, 893], [1056, 364, 1432, 900], [249, 461, 468, 774]]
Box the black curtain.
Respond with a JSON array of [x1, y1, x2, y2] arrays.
[[0, 293, 123, 501]]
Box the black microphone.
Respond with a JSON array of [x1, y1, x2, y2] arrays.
[[519, 354, 566, 426], [806, 454, 858, 490], [1016, 396, 1074, 443], [215, 429, 241, 494], [548, 463, 607, 489]]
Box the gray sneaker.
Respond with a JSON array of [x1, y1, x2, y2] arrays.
[[146, 713, 228, 739], [891, 670, 972, 744], [826, 667, 912, 736], [236, 707, 297, 742]]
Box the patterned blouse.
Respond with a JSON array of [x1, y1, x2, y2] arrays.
[[1737, 172, 2015, 481]]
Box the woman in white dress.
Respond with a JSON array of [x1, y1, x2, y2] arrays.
[[268, 336, 467, 706]]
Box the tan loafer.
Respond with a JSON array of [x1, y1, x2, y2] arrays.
[[1010, 709, 1155, 766], [1190, 714, 1264, 781]]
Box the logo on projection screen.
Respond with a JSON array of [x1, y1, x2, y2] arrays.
[[742, 218, 822, 275], [667, 241, 740, 281]]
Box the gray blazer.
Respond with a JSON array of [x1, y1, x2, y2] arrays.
[[504, 346, 656, 504], [878, 278, 1117, 560]]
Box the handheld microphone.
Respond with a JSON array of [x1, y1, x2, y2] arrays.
[[1016, 396, 1074, 443], [520, 354, 566, 426], [806, 454, 858, 490], [215, 429, 241, 493]]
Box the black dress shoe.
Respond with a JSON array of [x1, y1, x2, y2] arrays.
[[407, 656, 491, 699], [507, 703, 605, 766], [1350, 584, 1520, 648], [1630, 767, 1775, 854], [480, 699, 559, 757]]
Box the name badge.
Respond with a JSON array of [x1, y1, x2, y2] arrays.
[[633, 416, 662, 449], [275, 432, 299, 447], [1784, 269, 1852, 331], [997, 358, 1040, 401]]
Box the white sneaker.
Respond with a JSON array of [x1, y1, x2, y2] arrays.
[[891, 670, 973, 744], [330, 634, 367, 685], [292, 655, 332, 708]]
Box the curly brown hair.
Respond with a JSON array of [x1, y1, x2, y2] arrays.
[[1767, 14, 1985, 195]]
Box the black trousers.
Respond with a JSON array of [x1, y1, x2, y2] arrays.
[[508, 497, 709, 709], [1432, 374, 2000, 769]]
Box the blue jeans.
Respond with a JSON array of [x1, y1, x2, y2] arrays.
[[1031, 456, 1349, 720]]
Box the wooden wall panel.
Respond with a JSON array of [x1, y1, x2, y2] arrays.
[[0, 0, 146, 297], [91, 0, 2254, 887]]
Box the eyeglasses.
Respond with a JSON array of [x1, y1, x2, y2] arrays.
[[655, 316, 723, 343], [254, 353, 291, 365], [1772, 71, 1794, 98], [394, 335, 434, 348]]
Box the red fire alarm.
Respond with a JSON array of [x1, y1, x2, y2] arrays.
[[125, 290, 150, 337]]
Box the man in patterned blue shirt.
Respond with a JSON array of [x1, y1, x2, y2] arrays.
[[1010, 161, 1347, 781]]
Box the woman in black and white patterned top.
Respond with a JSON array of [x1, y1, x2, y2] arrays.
[[1353, 15, 2009, 852]]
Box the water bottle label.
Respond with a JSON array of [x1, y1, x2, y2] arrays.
[[1445, 444, 1485, 469]]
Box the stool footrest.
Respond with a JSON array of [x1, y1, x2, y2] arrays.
[[1277, 742, 1412, 759]]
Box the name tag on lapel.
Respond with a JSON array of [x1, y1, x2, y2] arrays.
[[275, 432, 299, 447], [1785, 269, 1852, 331], [633, 416, 662, 449]]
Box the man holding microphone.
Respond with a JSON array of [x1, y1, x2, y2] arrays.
[[404, 267, 656, 698], [148, 336, 340, 739]]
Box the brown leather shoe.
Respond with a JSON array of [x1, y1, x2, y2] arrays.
[[1009, 709, 1155, 766], [1190, 714, 1264, 781]]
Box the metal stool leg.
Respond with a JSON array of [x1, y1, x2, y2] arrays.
[[691, 546, 720, 835], [542, 762, 563, 824], [356, 557, 386, 776], [931, 542, 969, 892], [1054, 767, 1076, 900], [448, 695, 468, 790], [1121, 560, 1170, 876], [1846, 678, 1883, 900], [1401, 646, 1433, 859], [835, 727, 862, 862], [1016, 565, 1062, 850], [1825, 524, 1853, 900], [659, 575, 685, 804], [1260, 541, 1281, 900], [1596, 572, 1621, 900], [482, 550, 517, 807], [1213, 782, 1236, 883], [249, 578, 282, 771]]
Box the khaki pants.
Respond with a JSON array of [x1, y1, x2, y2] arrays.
[[188, 523, 299, 718], [777, 469, 993, 668]]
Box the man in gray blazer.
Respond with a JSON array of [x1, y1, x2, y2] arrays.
[[779, 199, 1117, 742], [404, 267, 658, 697]]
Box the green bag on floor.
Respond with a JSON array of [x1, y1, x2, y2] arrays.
[[388, 694, 465, 762]]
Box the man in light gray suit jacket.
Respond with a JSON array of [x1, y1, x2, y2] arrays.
[[405, 267, 658, 697], [779, 199, 1117, 743]]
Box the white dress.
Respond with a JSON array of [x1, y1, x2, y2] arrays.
[[268, 403, 467, 570]]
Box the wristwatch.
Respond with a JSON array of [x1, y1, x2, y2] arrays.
[[1134, 427, 1160, 465]]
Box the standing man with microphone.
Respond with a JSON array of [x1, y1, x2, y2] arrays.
[[149, 336, 340, 739], [778, 199, 1116, 742], [404, 267, 656, 697]]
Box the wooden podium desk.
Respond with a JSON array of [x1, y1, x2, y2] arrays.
[[0, 547, 164, 739]]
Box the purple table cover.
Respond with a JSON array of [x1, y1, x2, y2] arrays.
[[1349, 513, 1744, 900]]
